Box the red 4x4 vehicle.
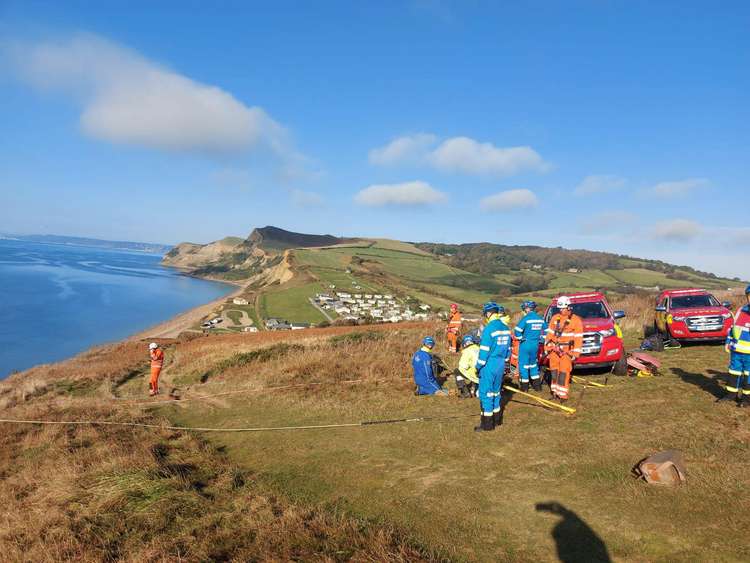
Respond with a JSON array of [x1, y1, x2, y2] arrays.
[[543, 292, 627, 374], [654, 288, 733, 342]]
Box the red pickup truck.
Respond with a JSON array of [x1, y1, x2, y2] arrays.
[[654, 288, 733, 342], [543, 292, 627, 374]]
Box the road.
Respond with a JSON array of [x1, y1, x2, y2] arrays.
[[309, 298, 334, 322]]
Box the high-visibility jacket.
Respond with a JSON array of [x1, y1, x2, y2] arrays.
[[728, 305, 750, 355], [475, 314, 512, 373], [412, 346, 441, 394], [458, 344, 480, 384], [545, 312, 584, 358], [514, 311, 546, 344], [447, 311, 463, 334], [150, 348, 164, 368]]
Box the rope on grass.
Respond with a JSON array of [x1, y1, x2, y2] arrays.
[[0, 413, 477, 433], [572, 376, 607, 388]]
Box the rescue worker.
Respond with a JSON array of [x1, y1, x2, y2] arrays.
[[148, 342, 164, 396], [544, 296, 583, 402], [454, 335, 480, 398], [446, 303, 463, 353], [474, 302, 512, 431], [412, 337, 448, 396], [514, 300, 546, 392], [722, 285, 750, 406]]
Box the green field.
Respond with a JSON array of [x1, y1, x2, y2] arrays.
[[259, 283, 327, 324], [165, 328, 749, 562]]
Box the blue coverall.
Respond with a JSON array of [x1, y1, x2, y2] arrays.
[[475, 314, 512, 416], [513, 311, 546, 385], [412, 346, 442, 395]]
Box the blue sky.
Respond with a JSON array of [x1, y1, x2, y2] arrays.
[[1, 1, 748, 278]]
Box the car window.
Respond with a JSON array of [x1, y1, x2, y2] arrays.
[[669, 294, 719, 308], [547, 301, 609, 320]]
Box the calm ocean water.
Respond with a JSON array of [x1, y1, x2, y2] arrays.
[[0, 239, 232, 378]]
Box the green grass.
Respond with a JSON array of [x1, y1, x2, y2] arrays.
[[260, 283, 327, 324], [166, 330, 749, 562]]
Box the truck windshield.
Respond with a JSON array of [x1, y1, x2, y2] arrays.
[[670, 294, 719, 308], [547, 301, 609, 320]]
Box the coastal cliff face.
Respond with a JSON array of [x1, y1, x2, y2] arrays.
[[161, 226, 348, 282]]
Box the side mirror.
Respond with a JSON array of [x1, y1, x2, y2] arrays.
[[613, 310, 626, 319], [722, 301, 732, 309], [655, 305, 667, 313]]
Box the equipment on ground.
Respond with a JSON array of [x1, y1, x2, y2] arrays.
[[626, 351, 661, 377], [633, 450, 687, 486]]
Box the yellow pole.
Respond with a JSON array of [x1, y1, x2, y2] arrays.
[[503, 384, 576, 414], [572, 376, 607, 388]]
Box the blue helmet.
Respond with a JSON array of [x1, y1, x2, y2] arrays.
[[462, 335, 475, 348], [422, 336, 435, 348], [482, 301, 501, 315], [745, 284, 750, 295], [522, 300, 537, 311]]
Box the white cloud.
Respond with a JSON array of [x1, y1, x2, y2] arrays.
[[480, 189, 539, 211], [652, 219, 703, 241], [574, 174, 626, 196], [354, 181, 447, 207], [648, 178, 710, 198], [6, 33, 295, 158], [430, 137, 547, 177], [290, 189, 324, 207], [369, 134, 547, 177], [368, 133, 437, 166]]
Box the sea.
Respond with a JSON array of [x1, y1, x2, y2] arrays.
[[0, 239, 233, 378]]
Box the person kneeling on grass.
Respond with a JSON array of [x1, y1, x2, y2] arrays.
[[454, 335, 479, 398], [412, 336, 448, 396]]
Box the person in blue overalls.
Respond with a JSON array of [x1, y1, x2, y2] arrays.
[[411, 336, 448, 395], [514, 300, 547, 393], [474, 302, 512, 431]]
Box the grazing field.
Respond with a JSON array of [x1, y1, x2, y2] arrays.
[[258, 282, 328, 324]]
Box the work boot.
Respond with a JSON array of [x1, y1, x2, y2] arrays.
[[719, 392, 738, 402], [738, 396, 748, 408], [493, 410, 503, 428], [474, 415, 494, 432], [520, 381, 530, 393], [531, 379, 542, 392]]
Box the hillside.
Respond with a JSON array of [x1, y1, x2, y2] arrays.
[[1, 308, 748, 561], [160, 226, 741, 329]]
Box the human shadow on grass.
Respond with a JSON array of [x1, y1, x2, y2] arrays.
[[536, 502, 611, 563], [672, 367, 726, 399]]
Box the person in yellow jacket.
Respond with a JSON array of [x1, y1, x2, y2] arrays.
[[454, 335, 480, 398]]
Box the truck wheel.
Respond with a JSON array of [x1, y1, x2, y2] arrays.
[[613, 356, 628, 376]]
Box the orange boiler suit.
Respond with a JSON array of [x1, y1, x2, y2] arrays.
[[149, 348, 164, 394], [544, 312, 583, 401], [446, 311, 463, 353]]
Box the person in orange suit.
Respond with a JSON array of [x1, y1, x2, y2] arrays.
[[544, 296, 583, 402], [148, 342, 164, 396], [446, 303, 463, 353]]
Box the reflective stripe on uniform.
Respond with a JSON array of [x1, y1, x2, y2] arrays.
[[480, 345, 490, 351]]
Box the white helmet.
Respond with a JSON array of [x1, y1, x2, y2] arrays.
[[149, 342, 159, 350], [557, 296, 572, 309]]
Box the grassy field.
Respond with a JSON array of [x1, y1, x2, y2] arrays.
[[259, 282, 327, 324], [2, 312, 749, 561], [143, 323, 748, 563]]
